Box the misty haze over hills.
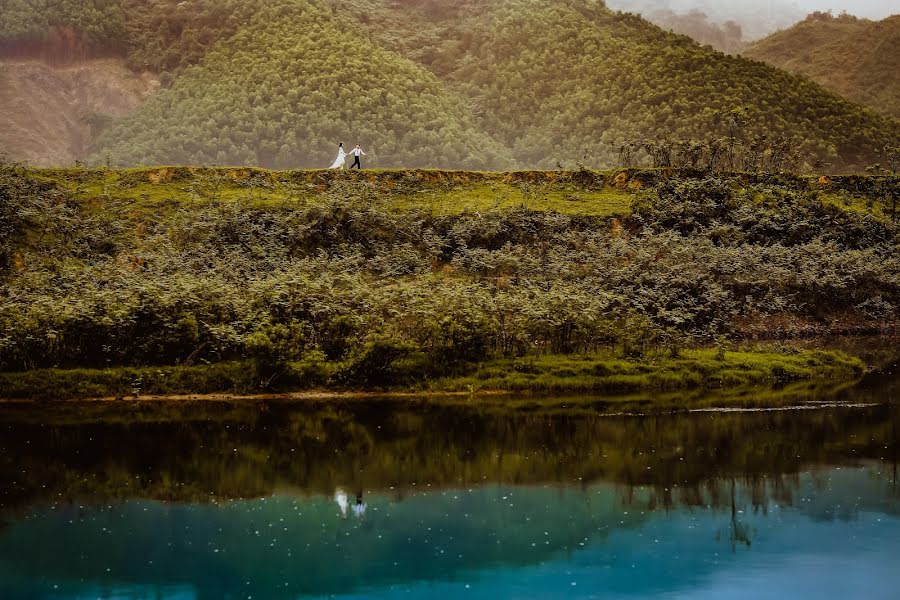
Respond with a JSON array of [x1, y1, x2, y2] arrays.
[[607, 0, 898, 40]]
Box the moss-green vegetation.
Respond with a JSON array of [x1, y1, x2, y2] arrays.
[[429, 348, 865, 394], [2, 163, 897, 397], [0, 348, 865, 400], [33, 166, 640, 217]]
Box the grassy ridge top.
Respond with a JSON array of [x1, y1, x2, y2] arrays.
[[28, 165, 899, 219], [32, 166, 647, 217]]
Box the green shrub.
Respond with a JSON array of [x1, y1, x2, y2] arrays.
[[335, 336, 417, 388], [244, 322, 307, 390]]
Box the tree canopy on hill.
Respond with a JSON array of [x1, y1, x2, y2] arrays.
[[2, 0, 897, 170], [0, 0, 461, 73], [91, 0, 507, 169], [438, 0, 896, 169], [0, 0, 127, 57], [743, 13, 900, 120], [122, 1, 259, 73], [0, 0, 258, 72], [100, 0, 899, 170]]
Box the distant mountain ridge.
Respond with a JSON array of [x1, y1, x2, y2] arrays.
[[744, 12, 900, 120], [1, 0, 897, 170]]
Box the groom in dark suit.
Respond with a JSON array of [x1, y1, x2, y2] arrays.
[[350, 144, 366, 169]]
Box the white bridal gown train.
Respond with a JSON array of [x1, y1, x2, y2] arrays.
[[330, 147, 348, 169], [335, 489, 349, 518]]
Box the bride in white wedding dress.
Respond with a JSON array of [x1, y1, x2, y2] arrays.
[[330, 143, 348, 169]]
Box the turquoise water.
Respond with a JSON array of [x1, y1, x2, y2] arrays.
[[1, 469, 899, 599], [0, 383, 898, 598]]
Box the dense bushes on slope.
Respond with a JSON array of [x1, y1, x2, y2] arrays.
[[634, 177, 898, 248], [0, 162, 57, 271], [744, 13, 900, 120], [1, 166, 897, 376]]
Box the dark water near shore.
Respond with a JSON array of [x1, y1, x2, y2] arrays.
[[0, 368, 898, 599]]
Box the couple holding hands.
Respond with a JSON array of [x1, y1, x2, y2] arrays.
[[330, 143, 366, 169]]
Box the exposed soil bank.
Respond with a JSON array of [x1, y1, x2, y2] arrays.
[[0, 59, 158, 166]]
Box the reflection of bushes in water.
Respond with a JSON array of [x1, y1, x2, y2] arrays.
[[630, 472, 803, 516], [0, 400, 896, 520]]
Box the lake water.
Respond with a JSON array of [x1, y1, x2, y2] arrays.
[[0, 369, 897, 599]]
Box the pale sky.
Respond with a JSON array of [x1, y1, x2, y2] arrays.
[[609, 0, 898, 19], [791, 0, 898, 19], [607, 0, 898, 38]]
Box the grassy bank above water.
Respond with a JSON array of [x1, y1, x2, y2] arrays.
[[0, 348, 865, 401]]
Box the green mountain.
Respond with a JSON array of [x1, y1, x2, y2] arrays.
[[0, 0, 127, 59], [410, 0, 897, 169], [1, 0, 898, 170], [743, 12, 900, 120], [91, 1, 505, 168]]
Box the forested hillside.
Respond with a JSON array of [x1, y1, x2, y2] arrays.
[[606, 0, 806, 41], [0, 0, 126, 61], [1, 0, 898, 170], [415, 0, 895, 170], [0, 0, 254, 71], [744, 13, 900, 120], [91, 1, 504, 168]]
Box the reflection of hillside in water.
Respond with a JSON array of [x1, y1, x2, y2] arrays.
[[0, 387, 897, 518]]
